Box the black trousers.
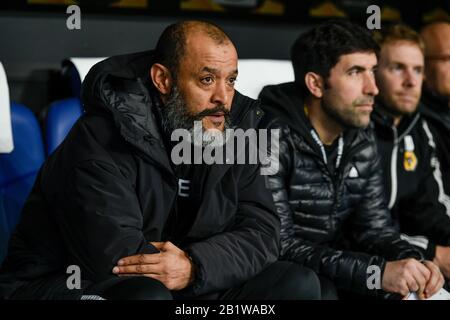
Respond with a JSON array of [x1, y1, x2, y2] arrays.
[[10, 261, 323, 300]]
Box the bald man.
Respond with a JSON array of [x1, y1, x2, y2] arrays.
[[420, 21, 450, 195], [421, 22, 450, 103], [0, 21, 321, 300]]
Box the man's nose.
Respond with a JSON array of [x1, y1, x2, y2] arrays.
[[211, 81, 229, 106], [364, 74, 379, 96], [403, 69, 419, 88]]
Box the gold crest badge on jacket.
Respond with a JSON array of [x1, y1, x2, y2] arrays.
[[403, 135, 418, 171]]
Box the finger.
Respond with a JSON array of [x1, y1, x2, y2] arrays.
[[410, 267, 427, 298], [118, 273, 161, 280], [118, 253, 161, 266], [405, 274, 419, 294], [424, 263, 444, 297], [415, 261, 431, 282], [411, 260, 430, 296], [435, 274, 445, 296], [162, 241, 176, 250], [113, 263, 164, 275], [423, 262, 440, 293], [425, 269, 439, 296], [399, 280, 410, 297]]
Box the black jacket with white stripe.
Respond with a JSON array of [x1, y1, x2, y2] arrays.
[[372, 104, 450, 260], [420, 88, 450, 196], [259, 82, 424, 297]]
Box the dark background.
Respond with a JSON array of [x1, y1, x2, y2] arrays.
[[0, 0, 448, 115], [0, 11, 306, 114]]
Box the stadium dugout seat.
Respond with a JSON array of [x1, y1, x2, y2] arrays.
[[44, 98, 83, 156], [44, 57, 294, 156], [62, 57, 294, 99], [0, 62, 45, 263], [235, 59, 294, 99], [0, 63, 14, 155], [62, 57, 107, 97], [42, 58, 106, 156]]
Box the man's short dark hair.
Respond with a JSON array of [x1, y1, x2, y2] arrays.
[[291, 19, 379, 97], [154, 20, 231, 78]]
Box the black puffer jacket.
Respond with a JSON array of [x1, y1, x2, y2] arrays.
[[259, 82, 424, 296], [0, 50, 280, 299], [372, 105, 450, 261], [420, 88, 450, 195]]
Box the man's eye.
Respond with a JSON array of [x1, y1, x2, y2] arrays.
[[414, 68, 423, 75], [348, 70, 359, 76], [201, 77, 213, 84], [228, 77, 236, 86]]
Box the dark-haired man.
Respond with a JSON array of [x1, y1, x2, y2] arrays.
[[259, 20, 444, 299], [0, 21, 320, 300]]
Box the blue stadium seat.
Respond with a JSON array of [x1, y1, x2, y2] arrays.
[[0, 103, 45, 263], [45, 98, 83, 156], [0, 196, 8, 264]]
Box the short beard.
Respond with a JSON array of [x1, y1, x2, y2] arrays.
[[379, 96, 418, 118], [322, 95, 374, 129], [160, 86, 232, 147], [382, 103, 411, 118]]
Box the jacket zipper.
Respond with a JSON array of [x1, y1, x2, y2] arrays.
[[388, 126, 398, 209], [296, 135, 371, 236]]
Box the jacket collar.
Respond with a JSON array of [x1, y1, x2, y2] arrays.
[[372, 101, 421, 141], [420, 87, 450, 132]]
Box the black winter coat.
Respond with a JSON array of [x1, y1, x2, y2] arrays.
[[373, 105, 450, 261], [259, 82, 424, 296], [0, 51, 280, 299], [420, 88, 450, 196]]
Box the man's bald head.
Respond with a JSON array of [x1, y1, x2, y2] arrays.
[[421, 22, 450, 56], [420, 22, 450, 97], [150, 20, 238, 136], [154, 20, 232, 77]]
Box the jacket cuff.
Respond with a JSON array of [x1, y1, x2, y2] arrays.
[[357, 256, 386, 297], [423, 242, 437, 261], [182, 247, 206, 296]]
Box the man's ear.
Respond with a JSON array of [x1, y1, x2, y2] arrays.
[[150, 63, 172, 95], [304, 72, 324, 98]]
